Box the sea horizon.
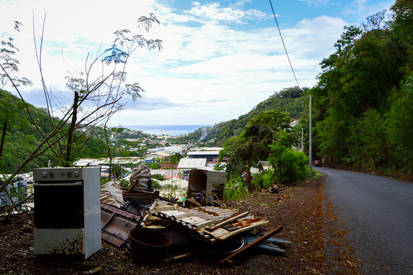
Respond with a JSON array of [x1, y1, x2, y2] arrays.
[[124, 125, 211, 136]]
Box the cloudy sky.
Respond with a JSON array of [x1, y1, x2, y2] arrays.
[[1, 0, 394, 127]]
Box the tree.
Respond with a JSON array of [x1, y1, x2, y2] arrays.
[[57, 14, 162, 166], [268, 131, 308, 185], [169, 153, 183, 165], [0, 14, 162, 214], [220, 109, 292, 192], [0, 22, 32, 158], [0, 21, 32, 88], [385, 75, 413, 173]]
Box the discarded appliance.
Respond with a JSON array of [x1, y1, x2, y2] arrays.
[[187, 169, 225, 205], [33, 167, 101, 259], [101, 202, 144, 247], [144, 200, 269, 242]]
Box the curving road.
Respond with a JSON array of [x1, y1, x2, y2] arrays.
[[318, 167, 413, 274]]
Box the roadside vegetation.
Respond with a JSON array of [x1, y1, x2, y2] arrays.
[[308, 2, 413, 178]]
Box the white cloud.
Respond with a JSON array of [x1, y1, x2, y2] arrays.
[[344, 0, 394, 21], [1, 0, 356, 126], [184, 2, 266, 24], [298, 0, 331, 6], [230, 0, 253, 9]]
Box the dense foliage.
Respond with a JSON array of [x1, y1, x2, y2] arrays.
[[0, 89, 53, 172], [219, 109, 299, 191], [310, 1, 413, 177]]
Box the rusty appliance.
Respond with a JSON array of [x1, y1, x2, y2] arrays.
[[33, 167, 101, 259], [188, 169, 225, 205]]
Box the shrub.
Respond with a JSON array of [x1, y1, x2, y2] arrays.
[[269, 145, 308, 185], [252, 170, 275, 191], [151, 173, 166, 181], [224, 176, 248, 200], [152, 180, 162, 190]]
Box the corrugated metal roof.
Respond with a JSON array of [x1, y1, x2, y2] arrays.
[[187, 151, 220, 156], [177, 158, 207, 169]]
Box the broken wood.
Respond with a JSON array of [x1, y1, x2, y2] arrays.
[[186, 197, 202, 207], [220, 225, 283, 264], [207, 211, 249, 231], [141, 200, 158, 226]]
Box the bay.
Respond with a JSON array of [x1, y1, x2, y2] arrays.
[[126, 125, 210, 136]]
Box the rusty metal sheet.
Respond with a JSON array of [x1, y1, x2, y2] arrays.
[[101, 203, 143, 247], [146, 201, 268, 242]]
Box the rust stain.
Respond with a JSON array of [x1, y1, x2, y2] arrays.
[[197, 207, 219, 216]]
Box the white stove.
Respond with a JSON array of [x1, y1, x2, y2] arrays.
[[33, 167, 101, 259]]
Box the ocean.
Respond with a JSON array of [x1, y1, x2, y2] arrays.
[[126, 125, 210, 136]]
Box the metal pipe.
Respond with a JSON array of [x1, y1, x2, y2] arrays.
[[309, 95, 312, 177]]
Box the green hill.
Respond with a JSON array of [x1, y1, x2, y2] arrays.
[[0, 89, 158, 174], [173, 86, 307, 146], [0, 89, 54, 173]]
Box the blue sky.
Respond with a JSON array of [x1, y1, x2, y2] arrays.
[[1, 0, 395, 126]]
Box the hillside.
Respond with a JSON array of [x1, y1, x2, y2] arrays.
[[0, 90, 124, 173], [174, 86, 307, 146], [0, 89, 54, 173]]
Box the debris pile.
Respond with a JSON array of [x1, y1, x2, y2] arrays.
[[100, 166, 292, 264], [122, 165, 159, 204]]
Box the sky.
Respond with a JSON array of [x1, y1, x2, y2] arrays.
[[0, 0, 395, 127]]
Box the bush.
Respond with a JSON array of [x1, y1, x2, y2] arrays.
[[152, 180, 162, 190], [151, 173, 166, 181], [252, 170, 275, 191], [224, 176, 248, 200], [269, 145, 308, 185]]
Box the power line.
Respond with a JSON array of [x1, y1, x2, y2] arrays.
[[268, 0, 312, 176], [268, 0, 300, 89]]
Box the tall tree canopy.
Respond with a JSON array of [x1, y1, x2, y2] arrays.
[[310, 1, 413, 176]]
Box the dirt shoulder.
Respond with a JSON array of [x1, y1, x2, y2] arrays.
[[0, 176, 358, 274]]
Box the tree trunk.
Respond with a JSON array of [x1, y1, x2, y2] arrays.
[[104, 126, 113, 180], [0, 119, 8, 158], [65, 91, 79, 166], [244, 165, 255, 193]]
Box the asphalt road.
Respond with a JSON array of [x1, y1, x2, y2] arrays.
[[318, 167, 413, 274]]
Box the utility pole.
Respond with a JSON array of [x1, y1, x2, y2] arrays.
[[309, 95, 312, 177], [301, 127, 304, 152]]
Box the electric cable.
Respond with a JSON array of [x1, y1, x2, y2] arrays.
[[268, 0, 300, 89]]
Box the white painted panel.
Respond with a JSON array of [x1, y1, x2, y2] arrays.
[[34, 228, 84, 255]]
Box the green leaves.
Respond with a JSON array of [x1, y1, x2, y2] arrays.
[[311, 1, 413, 176]]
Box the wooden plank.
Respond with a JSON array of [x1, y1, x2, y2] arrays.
[[220, 225, 283, 264], [207, 212, 249, 231], [216, 219, 269, 240]]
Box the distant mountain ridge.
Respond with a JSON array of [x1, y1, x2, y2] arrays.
[[174, 87, 307, 145]]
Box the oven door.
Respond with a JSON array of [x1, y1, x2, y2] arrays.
[[34, 181, 84, 228]]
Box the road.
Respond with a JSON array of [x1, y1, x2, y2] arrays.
[[318, 167, 413, 274]]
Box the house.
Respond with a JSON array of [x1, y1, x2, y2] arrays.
[[187, 148, 222, 161], [177, 158, 207, 170]]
